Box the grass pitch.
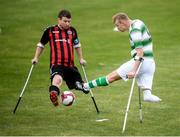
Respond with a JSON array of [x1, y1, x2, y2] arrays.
[[0, 0, 180, 136]]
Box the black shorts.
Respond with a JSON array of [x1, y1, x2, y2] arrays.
[[50, 65, 83, 89]]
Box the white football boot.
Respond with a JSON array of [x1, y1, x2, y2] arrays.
[[143, 90, 162, 102]]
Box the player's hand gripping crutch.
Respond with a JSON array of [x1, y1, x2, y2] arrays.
[[13, 63, 35, 114], [122, 60, 143, 133], [81, 65, 100, 114]]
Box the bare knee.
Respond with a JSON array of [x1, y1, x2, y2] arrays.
[[52, 75, 62, 87], [107, 71, 121, 83]]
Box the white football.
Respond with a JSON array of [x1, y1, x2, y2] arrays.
[[61, 91, 75, 106]]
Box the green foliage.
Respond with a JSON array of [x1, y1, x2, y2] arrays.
[[0, 0, 180, 135]]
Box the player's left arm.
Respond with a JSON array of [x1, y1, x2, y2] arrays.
[[75, 46, 87, 66], [73, 28, 87, 65]]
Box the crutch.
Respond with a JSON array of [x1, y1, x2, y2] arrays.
[[81, 65, 100, 114], [138, 86, 143, 123], [13, 64, 35, 114], [122, 61, 143, 133]]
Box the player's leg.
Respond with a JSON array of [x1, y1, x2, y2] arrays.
[[137, 75, 161, 102], [136, 59, 161, 102], [63, 66, 89, 94], [143, 88, 161, 102], [83, 69, 122, 90], [83, 76, 109, 89], [49, 66, 63, 106], [83, 59, 135, 90]]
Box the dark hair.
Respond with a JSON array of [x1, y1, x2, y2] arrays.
[[58, 9, 71, 19]]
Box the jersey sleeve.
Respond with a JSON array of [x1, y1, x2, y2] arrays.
[[39, 27, 50, 47], [72, 28, 81, 48]]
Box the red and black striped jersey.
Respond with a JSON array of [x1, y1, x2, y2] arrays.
[[39, 25, 80, 67]]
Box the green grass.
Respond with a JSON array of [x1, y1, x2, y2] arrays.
[[0, 0, 180, 136]]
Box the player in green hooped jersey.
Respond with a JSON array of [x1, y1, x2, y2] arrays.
[[83, 12, 161, 102]]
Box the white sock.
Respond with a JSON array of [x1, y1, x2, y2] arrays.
[[143, 90, 161, 102], [144, 90, 151, 96]]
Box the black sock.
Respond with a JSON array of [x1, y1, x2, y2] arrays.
[[49, 85, 60, 95]]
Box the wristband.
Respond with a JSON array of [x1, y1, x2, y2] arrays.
[[134, 56, 144, 62]]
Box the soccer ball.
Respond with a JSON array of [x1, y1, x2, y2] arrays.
[[61, 91, 75, 106]]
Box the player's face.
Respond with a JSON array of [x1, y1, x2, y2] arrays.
[[58, 17, 71, 29], [115, 19, 128, 32]]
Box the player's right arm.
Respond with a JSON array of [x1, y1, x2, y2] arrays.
[[31, 27, 50, 64], [31, 46, 44, 64]]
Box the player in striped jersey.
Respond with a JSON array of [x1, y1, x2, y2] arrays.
[[32, 9, 89, 106], [83, 12, 161, 102]]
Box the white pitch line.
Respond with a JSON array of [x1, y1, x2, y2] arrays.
[[96, 119, 109, 122]]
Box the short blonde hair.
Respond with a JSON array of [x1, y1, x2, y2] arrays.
[[112, 12, 129, 23]]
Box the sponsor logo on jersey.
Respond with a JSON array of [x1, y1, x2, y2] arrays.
[[67, 30, 72, 35], [53, 31, 59, 33], [55, 39, 71, 44]]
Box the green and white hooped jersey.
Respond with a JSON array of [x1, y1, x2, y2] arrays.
[[129, 19, 153, 58]]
